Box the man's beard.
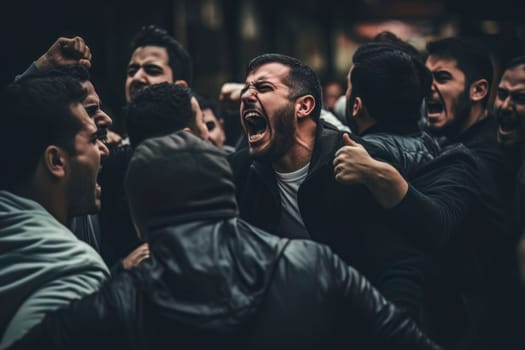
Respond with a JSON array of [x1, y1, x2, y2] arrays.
[[253, 104, 296, 164], [68, 163, 99, 217], [428, 89, 471, 140]]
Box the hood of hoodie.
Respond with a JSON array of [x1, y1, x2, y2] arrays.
[[125, 131, 289, 334], [125, 131, 238, 232]]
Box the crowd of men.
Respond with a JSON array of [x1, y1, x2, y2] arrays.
[[1, 24, 525, 349]]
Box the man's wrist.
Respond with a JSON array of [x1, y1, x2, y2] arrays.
[[34, 54, 50, 70], [364, 160, 408, 208]]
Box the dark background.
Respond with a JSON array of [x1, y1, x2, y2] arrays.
[[1, 0, 524, 133]]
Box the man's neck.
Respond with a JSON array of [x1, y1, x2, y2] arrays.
[[464, 105, 488, 132], [273, 121, 316, 173], [13, 182, 68, 225]]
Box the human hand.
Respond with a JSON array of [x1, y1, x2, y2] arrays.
[[219, 82, 244, 104], [333, 133, 376, 185], [35, 36, 92, 70], [122, 243, 150, 270], [335, 134, 408, 208]]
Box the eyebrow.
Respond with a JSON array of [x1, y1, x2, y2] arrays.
[[243, 79, 276, 89]]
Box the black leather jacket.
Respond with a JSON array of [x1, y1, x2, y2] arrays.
[[7, 132, 442, 350], [363, 130, 440, 179]]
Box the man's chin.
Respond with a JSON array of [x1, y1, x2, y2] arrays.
[[425, 123, 444, 136]]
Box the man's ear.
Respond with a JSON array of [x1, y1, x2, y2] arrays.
[[295, 95, 316, 119], [352, 96, 363, 117], [174, 79, 189, 87], [470, 79, 489, 102], [43, 146, 67, 179]]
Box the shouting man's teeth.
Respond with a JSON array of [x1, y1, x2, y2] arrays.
[[244, 112, 268, 142]]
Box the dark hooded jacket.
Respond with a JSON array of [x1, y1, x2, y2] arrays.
[[7, 131, 441, 350]]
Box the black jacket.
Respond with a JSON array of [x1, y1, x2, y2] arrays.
[[7, 132, 441, 350], [228, 122, 439, 320]]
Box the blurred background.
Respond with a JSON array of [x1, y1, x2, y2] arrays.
[[1, 0, 524, 134]]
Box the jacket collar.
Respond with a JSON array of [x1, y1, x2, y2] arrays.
[[252, 121, 344, 176]]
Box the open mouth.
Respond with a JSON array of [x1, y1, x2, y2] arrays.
[[426, 98, 444, 115], [243, 111, 269, 143], [497, 115, 520, 132]]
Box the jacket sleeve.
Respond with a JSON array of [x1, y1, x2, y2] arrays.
[[383, 146, 480, 251], [324, 245, 443, 350], [5, 271, 142, 350]]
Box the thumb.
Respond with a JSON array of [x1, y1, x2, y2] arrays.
[[342, 133, 358, 146], [78, 58, 92, 69]]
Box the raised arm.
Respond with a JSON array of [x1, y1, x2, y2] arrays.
[[15, 36, 92, 82]]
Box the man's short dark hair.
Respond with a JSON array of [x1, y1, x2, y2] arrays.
[[194, 94, 215, 113], [504, 55, 525, 71], [351, 42, 432, 131], [246, 53, 322, 122], [1, 76, 86, 189], [426, 37, 493, 107], [125, 82, 193, 147], [372, 31, 421, 58], [130, 25, 193, 85], [36, 64, 91, 83]]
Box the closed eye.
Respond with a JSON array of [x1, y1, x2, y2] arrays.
[[512, 93, 525, 104], [254, 82, 273, 92], [433, 71, 452, 83], [84, 105, 98, 118], [127, 65, 139, 77], [143, 65, 163, 76]]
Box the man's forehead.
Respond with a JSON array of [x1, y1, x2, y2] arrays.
[[426, 55, 458, 70], [129, 45, 169, 64], [246, 62, 290, 82], [203, 108, 218, 121], [501, 65, 525, 86], [82, 81, 100, 104]]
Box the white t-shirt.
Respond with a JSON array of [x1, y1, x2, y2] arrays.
[[274, 163, 310, 238]]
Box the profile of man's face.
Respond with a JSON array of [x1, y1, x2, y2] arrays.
[[67, 103, 104, 217], [202, 107, 225, 149], [190, 97, 209, 142]]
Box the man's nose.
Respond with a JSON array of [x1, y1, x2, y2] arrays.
[[95, 110, 113, 128], [430, 80, 438, 92], [241, 86, 257, 102], [501, 95, 514, 110], [131, 67, 148, 83]]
